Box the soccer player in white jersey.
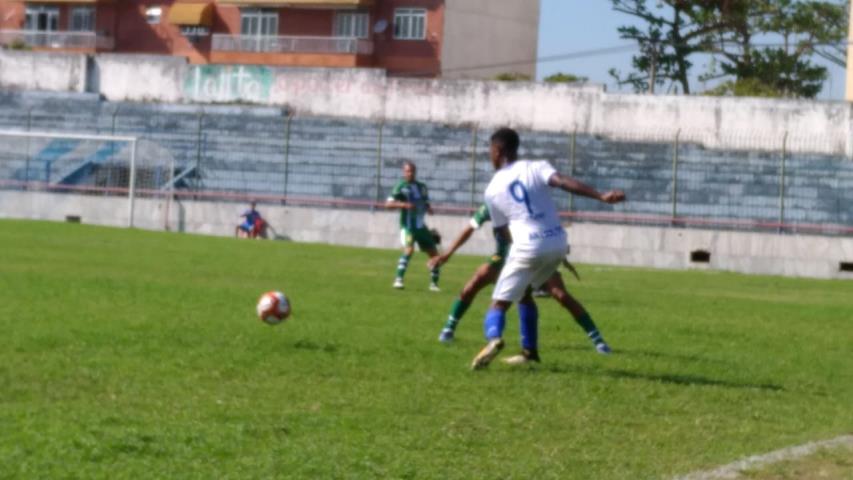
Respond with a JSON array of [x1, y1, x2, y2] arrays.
[[471, 128, 626, 370]]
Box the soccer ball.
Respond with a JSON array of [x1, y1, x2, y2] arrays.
[[256, 291, 291, 325]]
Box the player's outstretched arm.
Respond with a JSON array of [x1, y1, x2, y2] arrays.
[[385, 199, 414, 210], [428, 225, 475, 269], [548, 173, 626, 204]]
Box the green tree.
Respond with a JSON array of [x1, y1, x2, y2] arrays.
[[704, 0, 845, 98], [5, 39, 32, 51], [704, 78, 784, 97], [493, 72, 533, 82], [544, 72, 589, 83], [611, 0, 847, 98], [609, 0, 723, 94]]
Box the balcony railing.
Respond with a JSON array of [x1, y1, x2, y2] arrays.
[[212, 34, 373, 55], [0, 30, 114, 50]]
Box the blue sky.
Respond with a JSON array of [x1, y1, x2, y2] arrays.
[[536, 0, 846, 100]]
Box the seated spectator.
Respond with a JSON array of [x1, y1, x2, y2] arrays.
[[235, 201, 266, 239]]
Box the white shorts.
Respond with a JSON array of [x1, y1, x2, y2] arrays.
[[492, 249, 566, 302]]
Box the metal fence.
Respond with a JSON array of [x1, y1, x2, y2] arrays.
[[1, 104, 852, 236], [0, 30, 115, 50], [211, 34, 373, 55]]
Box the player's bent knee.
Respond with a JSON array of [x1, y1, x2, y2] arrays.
[[550, 288, 568, 303], [491, 300, 512, 311]]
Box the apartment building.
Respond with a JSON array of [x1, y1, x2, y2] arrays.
[[0, 0, 540, 78]]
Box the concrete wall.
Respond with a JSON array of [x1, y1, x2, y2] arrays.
[[95, 54, 186, 103], [0, 50, 86, 93], [1, 191, 851, 280], [2, 50, 853, 155], [570, 224, 853, 280], [442, 0, 540, 79]]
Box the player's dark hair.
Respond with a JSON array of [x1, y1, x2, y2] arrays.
[[491, 128, 520, 159], [402, 159, 416, 170]]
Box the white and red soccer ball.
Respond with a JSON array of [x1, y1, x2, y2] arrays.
[[256, 291, 291, 325]]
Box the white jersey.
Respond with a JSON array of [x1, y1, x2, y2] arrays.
[[484, 159, 567, 258]]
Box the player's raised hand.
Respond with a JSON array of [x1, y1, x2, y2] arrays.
[[601, 190, 626, 204]]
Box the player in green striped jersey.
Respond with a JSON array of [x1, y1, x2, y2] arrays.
[[386, 161, 441, 291], [429, 204, 612, 355]]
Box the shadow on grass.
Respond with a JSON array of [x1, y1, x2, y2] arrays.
[[292, 339, 339, 353], [537, 363, 784, 392], [615, 347, 734, 366], [552, 344, 730, 366]]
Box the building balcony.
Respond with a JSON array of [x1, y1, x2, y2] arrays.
[[0, 30, 114, 51], [214, 0, 375, 6], [211, 34, 373, 56]]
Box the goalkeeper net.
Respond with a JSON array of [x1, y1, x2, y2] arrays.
[[0, 130, 176, 228]]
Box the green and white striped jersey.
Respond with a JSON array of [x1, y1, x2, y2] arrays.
[[470, 203, 511, 258], [388, 180, 430, 230]]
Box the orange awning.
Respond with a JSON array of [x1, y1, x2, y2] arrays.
[[168, 3, 214, 26]]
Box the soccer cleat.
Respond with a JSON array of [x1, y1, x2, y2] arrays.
[[393, 278, 404, 289], [438, 328, 454, 343], [595, 342, 612, 355], [502, 349, 541, 366], [470, 338, 505, 370], [429, 283, 441, 292]]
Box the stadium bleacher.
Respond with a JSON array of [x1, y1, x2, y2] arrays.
[[1, 90, 851, 232]]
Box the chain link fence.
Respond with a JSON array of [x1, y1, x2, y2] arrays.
[[1, 100, 852, 235]]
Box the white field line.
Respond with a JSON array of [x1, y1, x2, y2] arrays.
[[674, 434, 853, 480]]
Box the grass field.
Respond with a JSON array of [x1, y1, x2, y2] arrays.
[[0, 219, 851, 479], [741, 444, 853, 479]]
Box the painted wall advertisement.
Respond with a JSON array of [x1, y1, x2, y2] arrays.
[[184, 65, 273, 103]]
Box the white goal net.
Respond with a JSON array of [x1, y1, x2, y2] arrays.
[[0, 130, 176, 228]]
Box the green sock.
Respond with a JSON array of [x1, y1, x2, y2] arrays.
[[576, 312, 605, 345], [430, 267, 440, 285], [396, 254, 411, 279], [443, 299, 470, 330]]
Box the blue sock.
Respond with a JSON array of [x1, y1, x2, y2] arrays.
[[518, 302, 539, 350], [483, 308, 506, 340]]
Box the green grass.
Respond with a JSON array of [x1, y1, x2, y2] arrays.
[[0, 219, 851, 479], [742, 444, 853, 479]]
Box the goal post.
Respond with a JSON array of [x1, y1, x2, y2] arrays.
[[0, 130, 174, 229]]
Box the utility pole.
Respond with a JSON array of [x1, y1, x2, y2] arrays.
[[846, 2, 853, 101]]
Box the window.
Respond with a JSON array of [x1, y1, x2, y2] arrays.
[[239, 8, 279, 51], [393, 8, 426, 40], [24, 6, 59, 32], [334, 12, 369, 38], [146, 6, 162, 24], [240, 9, 279, 37], [70, 7, 95, 32]]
